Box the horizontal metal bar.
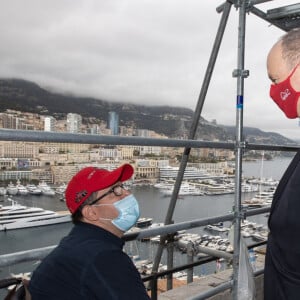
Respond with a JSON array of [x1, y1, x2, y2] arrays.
[[196, 245, 232, 260], [0, 129, 299, 153], [187, 280, 233, 300], [247, 142, 299, 152], [249, 6, 289, 32], [124, 213, 235, 242], [0, 245, 55, 268], [0, 206, 270, 268], [0, 129, 235, 149], [186, 266, 265, 300], [142, 256, 216, 282]]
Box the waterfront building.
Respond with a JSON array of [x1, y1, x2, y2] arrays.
[[108, 111, 119, 135], [136, 159, 169, 168], [39, 153, 68, 166], [189, 161, 233, 176], [44, 116, 56, 132], [159, 166, 211, 180], [119, 146, 135, 160], [67, 152, 90, 163], [51, 165, 80, 184], [134, 145, 161, 156], [66, 113, 82, 133], [99, 147, 122, 161], [40, 142, 90, 154], [0, 141, 39, 158], [31, 169, 54, 184], [135, 166, 158, 179], [0, 170, 32, 182]]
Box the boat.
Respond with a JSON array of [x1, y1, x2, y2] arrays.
[[200, 180, 234, 195], [159, 166, 210, 180], [38, 181, 56, 196], [204, 223, 229, 232], [55, 183, 67, 195], [136, 217, 153, 228], [0, 199, 71, 231], [6, 182, 18, 195], [16, 181, 29, 196], [0, 187, 7, 196], [161, 182, 204, 196], [26, 184, 42, 195]]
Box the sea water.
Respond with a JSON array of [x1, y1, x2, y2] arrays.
[[0, 157, 292, 296]]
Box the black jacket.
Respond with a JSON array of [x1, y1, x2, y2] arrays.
[[265, 150, 300, 299], [29, 222, 150, 299]]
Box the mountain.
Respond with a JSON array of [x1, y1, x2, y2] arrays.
[[0, 78, 295, 145]]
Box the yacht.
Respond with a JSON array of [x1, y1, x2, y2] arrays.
[[159, 166, 210, 180], [0, 187, 7, 196], [6, 182, 18, 195], [26, 184, 42, 195], [135, 217, 153, 228], [0, 200, 71, 231], [161, 182, 204, 196], [38, 181, 56, 196], [55, 183, 67, 195]]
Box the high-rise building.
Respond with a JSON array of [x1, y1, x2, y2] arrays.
[[44, 116, 56, 132], [108, 111, 119, 135], [67, 113, 82, 133]]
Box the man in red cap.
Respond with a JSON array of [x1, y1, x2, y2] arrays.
[[29, 164, 150, 299], [264, 28, 300, 300]]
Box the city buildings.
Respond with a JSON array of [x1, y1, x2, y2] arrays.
[[44, 116, 56, 132], [0, 109, 235, 184], [108, 111, 119, 135], [66, 113, 82, 133]]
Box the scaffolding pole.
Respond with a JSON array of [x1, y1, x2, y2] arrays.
[[150, 1, 233, 289], [232, 0, 248, 299]]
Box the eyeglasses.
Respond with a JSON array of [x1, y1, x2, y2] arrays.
[[89, 184, 125, 206]]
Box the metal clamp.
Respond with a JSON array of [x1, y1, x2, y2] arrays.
[[232, 69, 249, 78]]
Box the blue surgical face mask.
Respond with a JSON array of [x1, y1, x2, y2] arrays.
[[95, 194, 140, 232]]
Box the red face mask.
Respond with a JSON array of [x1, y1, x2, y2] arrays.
[[269, 64, 300, 119]]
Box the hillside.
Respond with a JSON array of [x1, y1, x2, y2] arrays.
[[0, 78, 294, 145]]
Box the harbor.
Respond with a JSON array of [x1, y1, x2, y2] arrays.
[[0, 157, 291, 298]]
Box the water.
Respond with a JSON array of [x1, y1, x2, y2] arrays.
[[0, 157, 292, 296]]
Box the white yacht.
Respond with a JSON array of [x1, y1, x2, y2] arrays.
[[0, 187, 7, 196], [0, 200, 71, 231], [6, 182, 18, 195], [162, 182, 204, 196], [38, 181, 56, 196], [26, 184, 42, 195], [55, 183, 67, 195]]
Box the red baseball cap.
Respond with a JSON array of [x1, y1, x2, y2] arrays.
[[65, 164, 134, 213]]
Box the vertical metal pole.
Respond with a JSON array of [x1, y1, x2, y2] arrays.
[[151, 1, 232, 276], [232, 1, 248, 299], [187, 242, 194, 284], [166, 241, 174, 290]]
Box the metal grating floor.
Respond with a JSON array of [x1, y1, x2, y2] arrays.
[[266, 3, 300, 31]]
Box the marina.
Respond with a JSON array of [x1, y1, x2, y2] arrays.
[[0, 157, 293, 298]]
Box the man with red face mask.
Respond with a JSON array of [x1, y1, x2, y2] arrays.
[[264, 27, 300, 300]]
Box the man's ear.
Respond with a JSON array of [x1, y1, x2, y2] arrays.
[[82, 205, 99, 221]]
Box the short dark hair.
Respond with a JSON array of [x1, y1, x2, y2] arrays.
[[71, 191, 99, 224], [281, 28, 300, 69]]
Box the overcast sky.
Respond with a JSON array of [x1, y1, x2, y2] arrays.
[[0, 0, 299, 140]]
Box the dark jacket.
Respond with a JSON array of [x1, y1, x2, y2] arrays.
[[264, 150, 300, 299], [29, 222, 150, 299]]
